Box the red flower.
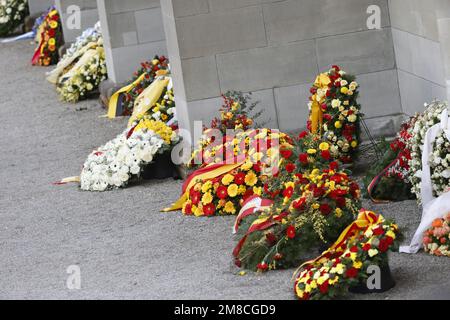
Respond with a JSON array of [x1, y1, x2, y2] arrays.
[[216, 185, 228, 199], [234, 172, 245, 185], [184, 203, 193, 215], [329, 161, 339, 171], [319, 281, 329, 294], [350, 246, 358, 253], [243, 189, 254, 200], [257, 263, 268, 271], [319, 204, 332, 215], [378, 238, 390, 253], [190, 190, 201, 205], [346, 267, 359, 279], [286, 225, 296, 239], [299, 153, 309, 165], [362, 243, 371, 251], [253, 163, 262, 173], [332, 65, 340, 72], [298, 131, 309, 139], [373, 227, 385, 236], [285, 162, 296, 173], [280, 149, 293, 159], [203, 203, 215, 216], [274, 253, 283, 261], [293, 198, 306, 211], [283, 186, 294, 199], [321, 150, 331, 161]]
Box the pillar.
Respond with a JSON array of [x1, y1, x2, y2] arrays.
[[96, 0, 167, 84]]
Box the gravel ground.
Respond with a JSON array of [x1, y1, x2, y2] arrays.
[[0, 41, 449, 300]]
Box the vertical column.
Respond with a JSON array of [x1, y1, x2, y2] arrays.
[[96, 0, 167, 84], [55, 0, 99, 44], [435, 0, 450, 102], [28, 0, 55, 16]]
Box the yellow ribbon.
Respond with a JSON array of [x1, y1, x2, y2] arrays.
[[162, 162, 244, 212], [127, 70, 170, 127], [309, 73, 331, 135], [107, 72, 147, 119]]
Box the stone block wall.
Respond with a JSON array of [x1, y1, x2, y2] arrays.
[[389, 0, 448, 115], [28, 0, 54, 16], [55, 0, 99, 44], [97, 0, 167, 84], [161, 0, 402, 138]]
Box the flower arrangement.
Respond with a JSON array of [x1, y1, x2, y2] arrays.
[[190, 92, 263, 168], [233, 160, 361, 271], [0, 0, 28, 37], [144, 83, 175, 123], [119, 56, 170, 116], [58, 21, 101, 64], [80, 118, 179, 191], [423, 213, 450, 257], [57, 42, 107, 103], [407, 101, 448, 202], [182, 129, 292, 217], [308, 66, 361, 164], [31, 8, 63, 66], [294, 211, 402, 300], [429, 130, 450, 198], [364, 117, 416, 201]]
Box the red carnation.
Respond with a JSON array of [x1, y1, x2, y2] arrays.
[[203, 203, 215, 216], [285, 162, 296, 173], [184, 203, 193, 215], [378, 238, 390, 253], [257, 263, 268, 271], [373, 227, 385, 236], [286, 225, 296, 239], [280, 149, 293, 159], [190, 190, 201, 205], [293, 197, 306, 211], [362, 243, 371, 251], [329, 161, 339, 171], [299, 153, 309, 165], [350, 246, 358, 253], [234, 172, 246, 185], [319, 204, 332, 215], [216, 185, 228, 199], [321, 150, 331, 161], [346, 267, 359, 279], [319, 281, 329, 294], [299, 131, 309, 139]]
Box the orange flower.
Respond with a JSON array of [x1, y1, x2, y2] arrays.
[[432, 219, 443, 228], [49, 45, 56, 52]]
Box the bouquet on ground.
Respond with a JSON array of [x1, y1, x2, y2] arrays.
[[190, 91, 263, 168], [46, 21, 102, 84], [429, 130, 450, 198], [56, 38, 107, 103], [109, 56, 170, 117], [407, 101, 448, 202], [0, 0, 28, 37], [364, 117, 416, 201], [423, 213, 450, 257], [308, 66, 361, 164], [31, 8, 63, 66], [80, 117, 179, 191], [180, 129, 293, 217], [233, 133, 360, 271], [294, 211, 402, 300]]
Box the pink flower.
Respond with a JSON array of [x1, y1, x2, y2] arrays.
[[423, 236, 432, 245]]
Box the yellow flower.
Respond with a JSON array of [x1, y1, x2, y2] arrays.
[[353, 261, 363, 269], [241, 161, 253, 171], [386, 230, 396, 239], [49, 21, 58, 29], [335, 264, 345, 275], [307, 149, 317, 155], [152, 59, 160, 65], [334, 121, 342, 129], [231, 102, 240, 111], [193, 205, 203, 217], [201, 192, 213, 205], [329, 276, 339, 285], [201, 181, 212, 193], [253, 186, 262, 196], [238, 185, 247, 195], [351, 140, 358, 148], [312, 203, 320, 210], [48, 38, 56, 46], [227, 184, 239, 198], [335, 208, 343, 218], [319, 142, 330, 151], [245, 171, 258, 187], [341, 87, 349, 94], [221, 174, 234, 186], [224, 201, 236, 214]]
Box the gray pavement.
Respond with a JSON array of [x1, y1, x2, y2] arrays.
[[0, 41, 449, 300]]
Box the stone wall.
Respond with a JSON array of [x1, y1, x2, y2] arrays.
[[55, 0, 99, 44], [97, 0, 167, 84], [389, 0, 448, 115], [28, 0, 54, 16], [161, 0, 402, 138]]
